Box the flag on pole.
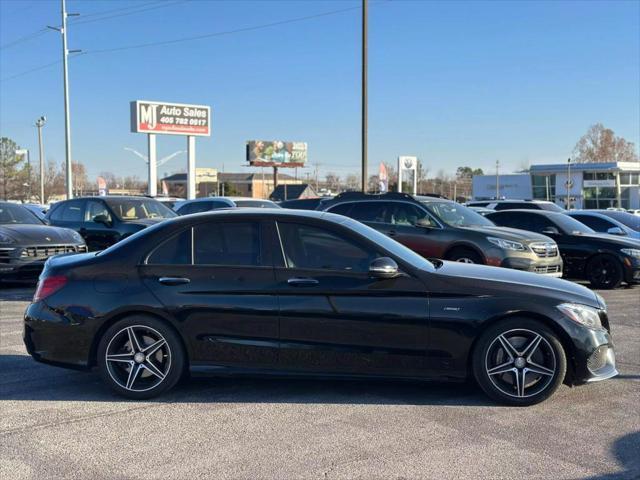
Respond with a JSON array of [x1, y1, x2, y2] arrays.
[[97, 176, 107, 196], [379, 163, 388, 193], [161, 180, 169, 196]]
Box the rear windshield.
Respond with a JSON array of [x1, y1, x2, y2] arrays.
[[105, 199, 177, 221], [0, 203, 43, 225]]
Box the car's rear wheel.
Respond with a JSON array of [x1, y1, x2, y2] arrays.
[[97, 316, 185, 399], [586, 255, 623, 290], [472, 318, 566, 406], [447, 248, 483, 264]]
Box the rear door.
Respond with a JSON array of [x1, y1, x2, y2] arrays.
[[273, 220, 429, 377], [140, 219, 280, 369]]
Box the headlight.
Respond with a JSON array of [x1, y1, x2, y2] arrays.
[[621, 248, 640, 258], [487, 237, 526, 251], [557, 303, 603, 329], [0, 232, 16, 244], [69, 230, 84, 243]]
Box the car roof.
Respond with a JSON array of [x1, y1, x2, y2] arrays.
[[486, 209, 560, 216], [169, 207, 345, 223]]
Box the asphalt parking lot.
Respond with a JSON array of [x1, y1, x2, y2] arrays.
[[1, 285, 638, 479]]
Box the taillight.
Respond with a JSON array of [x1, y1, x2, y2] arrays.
[[33, 275, 68, 303]]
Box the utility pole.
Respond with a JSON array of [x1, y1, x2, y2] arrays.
[[35, 116, 46, 203], [49, 0, 79, 199], [495, 159, 500, 199], [566, 157, 571, 210], [361, 0, 368, 192]]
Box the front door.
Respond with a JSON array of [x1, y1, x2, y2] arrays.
[[140, 220, 280, 369], [273, 220, 429, 377], [82, 199, 121, 250]]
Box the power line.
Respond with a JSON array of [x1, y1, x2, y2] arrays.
[[0, 4, 361, 82], [70, 0, 188, 27], [69, 1, 165, 21], [0, 28, 49, 51], [85, 5, 360, 54]]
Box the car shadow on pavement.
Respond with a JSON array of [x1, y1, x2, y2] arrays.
[[583, 431, 640, 480], [0, 353, 495, 407]]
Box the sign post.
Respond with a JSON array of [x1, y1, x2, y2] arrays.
[[398, 156, 418, 195], [131, 100, 211, 199]]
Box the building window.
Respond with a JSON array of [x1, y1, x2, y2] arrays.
[[531, 174, 555, 201]]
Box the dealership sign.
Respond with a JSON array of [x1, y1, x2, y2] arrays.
[[583, 179, 616, 188], [246, 140, 307, 167], [130, 100, 211, 137]]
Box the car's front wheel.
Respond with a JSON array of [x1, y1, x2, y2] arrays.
[[97, 316, 185, 399], [586, 254, 623, 290], [472, 318, 567, 406]]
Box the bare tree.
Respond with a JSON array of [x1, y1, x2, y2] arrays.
[[573, 123, 638, 163], [324, 172, 341, 192]]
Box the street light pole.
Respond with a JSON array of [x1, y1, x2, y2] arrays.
[[495, 159, 500, 199], [61, 0, 73, 199], [35, 116, 46, 203], [361, 0, 368, 192]]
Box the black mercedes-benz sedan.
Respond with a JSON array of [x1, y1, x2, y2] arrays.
[[0, 202, 87, 283], [24, 209, 617, 405]]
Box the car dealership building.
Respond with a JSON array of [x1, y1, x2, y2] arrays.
[[472, 161, 640, 209]]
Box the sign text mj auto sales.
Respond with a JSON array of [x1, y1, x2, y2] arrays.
[[130, 100, 211, 137]]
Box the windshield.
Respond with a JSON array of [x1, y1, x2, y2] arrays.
[[234, 200, 280, 208], [0, 203, 43, 225], [106, 199, 177, 221], [553, 214, 596, 235], [423, 201, 494, 227], [600, 211, 640, 231], [344, 218, 436, 272]]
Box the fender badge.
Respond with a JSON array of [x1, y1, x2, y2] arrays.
[[443, 307, 461, 312]]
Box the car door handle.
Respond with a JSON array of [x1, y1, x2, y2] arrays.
[[387, 230, 397, 237], [287, 277, 319, 287], [158, 277, 191, 286]]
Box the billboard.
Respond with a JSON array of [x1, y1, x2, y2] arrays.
[[246, 140, 307, 167], [130, 100, 211, 136]]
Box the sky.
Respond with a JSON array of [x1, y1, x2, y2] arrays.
[[1, 0, 639, 184]]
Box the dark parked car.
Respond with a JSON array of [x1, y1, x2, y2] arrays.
[[278, 197, 331, 210], [596, 210, 640, 233], [487, 210, 640, 289], [0, 202, 86, 283], [567, 211, 640, 240], [46, 196, 177, 251], [174, 197, 279, 215], [467, 200, 564, 212], [323, 193, 563, 277], [24, 209, 617, 405]]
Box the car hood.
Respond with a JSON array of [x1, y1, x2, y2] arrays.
[[431, 260, 599, 308], [0, 224, 81, 245], [572, 232, 640, 247], [462, 225, 554, 243]]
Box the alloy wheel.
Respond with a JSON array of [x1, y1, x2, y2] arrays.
[[456, 257, 475, 264], [105, 325, 172, 392], [484, 328, 556, 398], [589, 257, 619, 288]]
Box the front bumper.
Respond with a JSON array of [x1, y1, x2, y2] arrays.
[[499, 255, 563, 277], [0, 244, 87, 282], [622, 256, 640, 284]]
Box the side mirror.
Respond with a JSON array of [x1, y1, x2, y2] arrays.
[[369, 257, 400, 279], [542, 227, 560, 235], [607, 226, 625, 236], [93, 214, 112, 227]]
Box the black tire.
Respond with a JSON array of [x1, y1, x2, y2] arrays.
[[446, 247, 483, 264], [97, 315, 185, 399], [472, 318, 567, 406], [586, 255, 624, 290]]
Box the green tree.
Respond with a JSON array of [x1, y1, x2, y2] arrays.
[[0, 137, 29, 200]]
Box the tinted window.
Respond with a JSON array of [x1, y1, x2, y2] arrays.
[[193, 222, 261, 266], [61, 200, 84, 222], [278, 222, 378, 272], [488, 212, 546, 231], [327, 203, 353, 216], [178, 202, 213, 215], [388, 203, 428, 226], [147, 229, 192, 265], [571, 215, 614, 232], [600, 211, 640, 231], [85, 200, 112, 222], [343, 201, 387, 222]]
